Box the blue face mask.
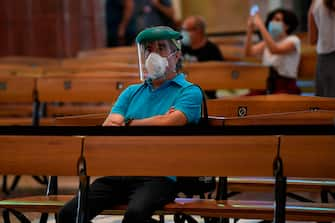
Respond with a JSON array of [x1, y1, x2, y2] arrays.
[[181, 30, 191, 46], [268, 21, 284, 39]]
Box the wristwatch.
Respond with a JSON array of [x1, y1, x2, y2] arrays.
[[125, 118, 133, 126]]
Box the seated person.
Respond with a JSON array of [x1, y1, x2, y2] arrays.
[[58, 26, 202, 223], [181, 16, 224, 98], [181, 16, 224, 62], [245, 8, 301, 95]]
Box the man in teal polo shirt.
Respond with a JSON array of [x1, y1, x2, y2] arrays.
[[58, 26, 202, 223]]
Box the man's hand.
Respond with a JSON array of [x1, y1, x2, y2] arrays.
[[103, 114, 125, 126]]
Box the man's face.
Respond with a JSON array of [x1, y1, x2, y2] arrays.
[[182, 18, 199, 43], [144, 40, 173, 59], [143, 40, 180, 74]]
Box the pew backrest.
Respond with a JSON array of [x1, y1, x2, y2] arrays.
[[280, 135, 335, 179], [0, 135, 83, 176], [84, 135, 278, 176], [183, 62, 269, 90]]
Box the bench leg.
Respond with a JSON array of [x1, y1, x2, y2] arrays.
[[216, 177, 229, 223], [2, 175, 9, 195], [32, 176, 48, 185], [159, 215, 164, 223], [3, 208, 31, 223], [39, 213, 49, 223], [2, 209, 10, 223], [287, 192, 314, 202], [9, 176, 21, 191]]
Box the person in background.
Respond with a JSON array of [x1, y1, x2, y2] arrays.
[[58, 26, 202, 223], [245, 8, 301, 95], [181, 16, 224, 98], [136, 0, 176, 31], [181, 16, 224, 63], [308, 0, 335, 97], [106, 0, 136, 47]]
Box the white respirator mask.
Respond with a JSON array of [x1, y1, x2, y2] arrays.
[[144, 52, 169, 80]]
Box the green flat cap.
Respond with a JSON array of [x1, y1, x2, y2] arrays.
[[136, 26, 182, 44]]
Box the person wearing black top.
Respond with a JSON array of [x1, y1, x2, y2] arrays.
[[181, 16, 224, 98]]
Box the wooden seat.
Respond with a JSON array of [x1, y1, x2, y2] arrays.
[[207, 94, 335, 117], [1, 196, 334, 222], [183, 62, 269, 91], [0, 74, 37, 126], [209, 110, 335, 126], [37, 73, 140, 122]]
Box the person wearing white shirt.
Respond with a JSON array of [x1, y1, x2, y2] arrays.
[[245, 8, 301, 95], [309, 0, 335, 97]]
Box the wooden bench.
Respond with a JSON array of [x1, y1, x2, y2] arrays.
[[0, 56, 61, 68], [0, 64, 44, 77], [0, 74, 38, 126], [0, 135, 83, 222], [278, 135, 335, 221], [209, 110, 335, 126], [0, 132, 334, 222], [77, 46, 137, 58], [58, 61, 139, 73], [207, 94, 335, 117], [207, 94, 335, 205], [36, 74, 140, 124], [183, 62, 269, 91]]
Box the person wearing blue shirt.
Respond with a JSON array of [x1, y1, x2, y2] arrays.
[[58, 26, 202, 223]]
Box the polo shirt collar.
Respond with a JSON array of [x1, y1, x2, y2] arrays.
[[144, 73, 188, 88]]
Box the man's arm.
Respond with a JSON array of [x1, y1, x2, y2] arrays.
[[130, 110, 187, 126], [245, 17, 266, 56], [151, 0, 175, 20], [103, 114, 125, 126], [308, 0, 318, 45], [103, 110, 187, 126], [118, 0, 134, 43]]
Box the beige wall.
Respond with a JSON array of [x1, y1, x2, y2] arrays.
[[181, 0, 250, 33], [179, 0, 294, 34]]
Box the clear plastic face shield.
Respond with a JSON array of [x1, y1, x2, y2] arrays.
[[137, 39, 181, 81]]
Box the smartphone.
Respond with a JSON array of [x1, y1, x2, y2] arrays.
[[250, 5, 259, 16]]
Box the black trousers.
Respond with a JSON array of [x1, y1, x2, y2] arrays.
[[58, 177, 177, 223]]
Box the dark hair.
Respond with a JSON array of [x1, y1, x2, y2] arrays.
[[265, 8, 299, 35], [324, 0, 335, 11]]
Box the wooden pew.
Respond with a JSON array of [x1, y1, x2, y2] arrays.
[[56, 62, 139, 74], [210, 110, 335, 126], [280, 135, 335, 221], [37, 73, 140, 124], [183, 62, 269, 91], [207, 94, 335, 117], [0, 56, 61, 67], [0, 64, 44, 77], [0, 135, 83, 221], [61, 54, 138, 66], [77, 46, 137, 58], [0, 133, 334, 222], [0, 74, 38, 126]]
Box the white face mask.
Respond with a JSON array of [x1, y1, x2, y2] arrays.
[[144, 52, 170, 80]]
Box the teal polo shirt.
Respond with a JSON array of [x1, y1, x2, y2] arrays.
[[111, 73, 202, 125], [110, 73, 202, 181]]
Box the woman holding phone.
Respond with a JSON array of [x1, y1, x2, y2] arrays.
[[245, 8, 301, 95]]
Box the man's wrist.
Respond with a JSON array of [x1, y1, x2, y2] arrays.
[[125, 118, 133, 126]]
